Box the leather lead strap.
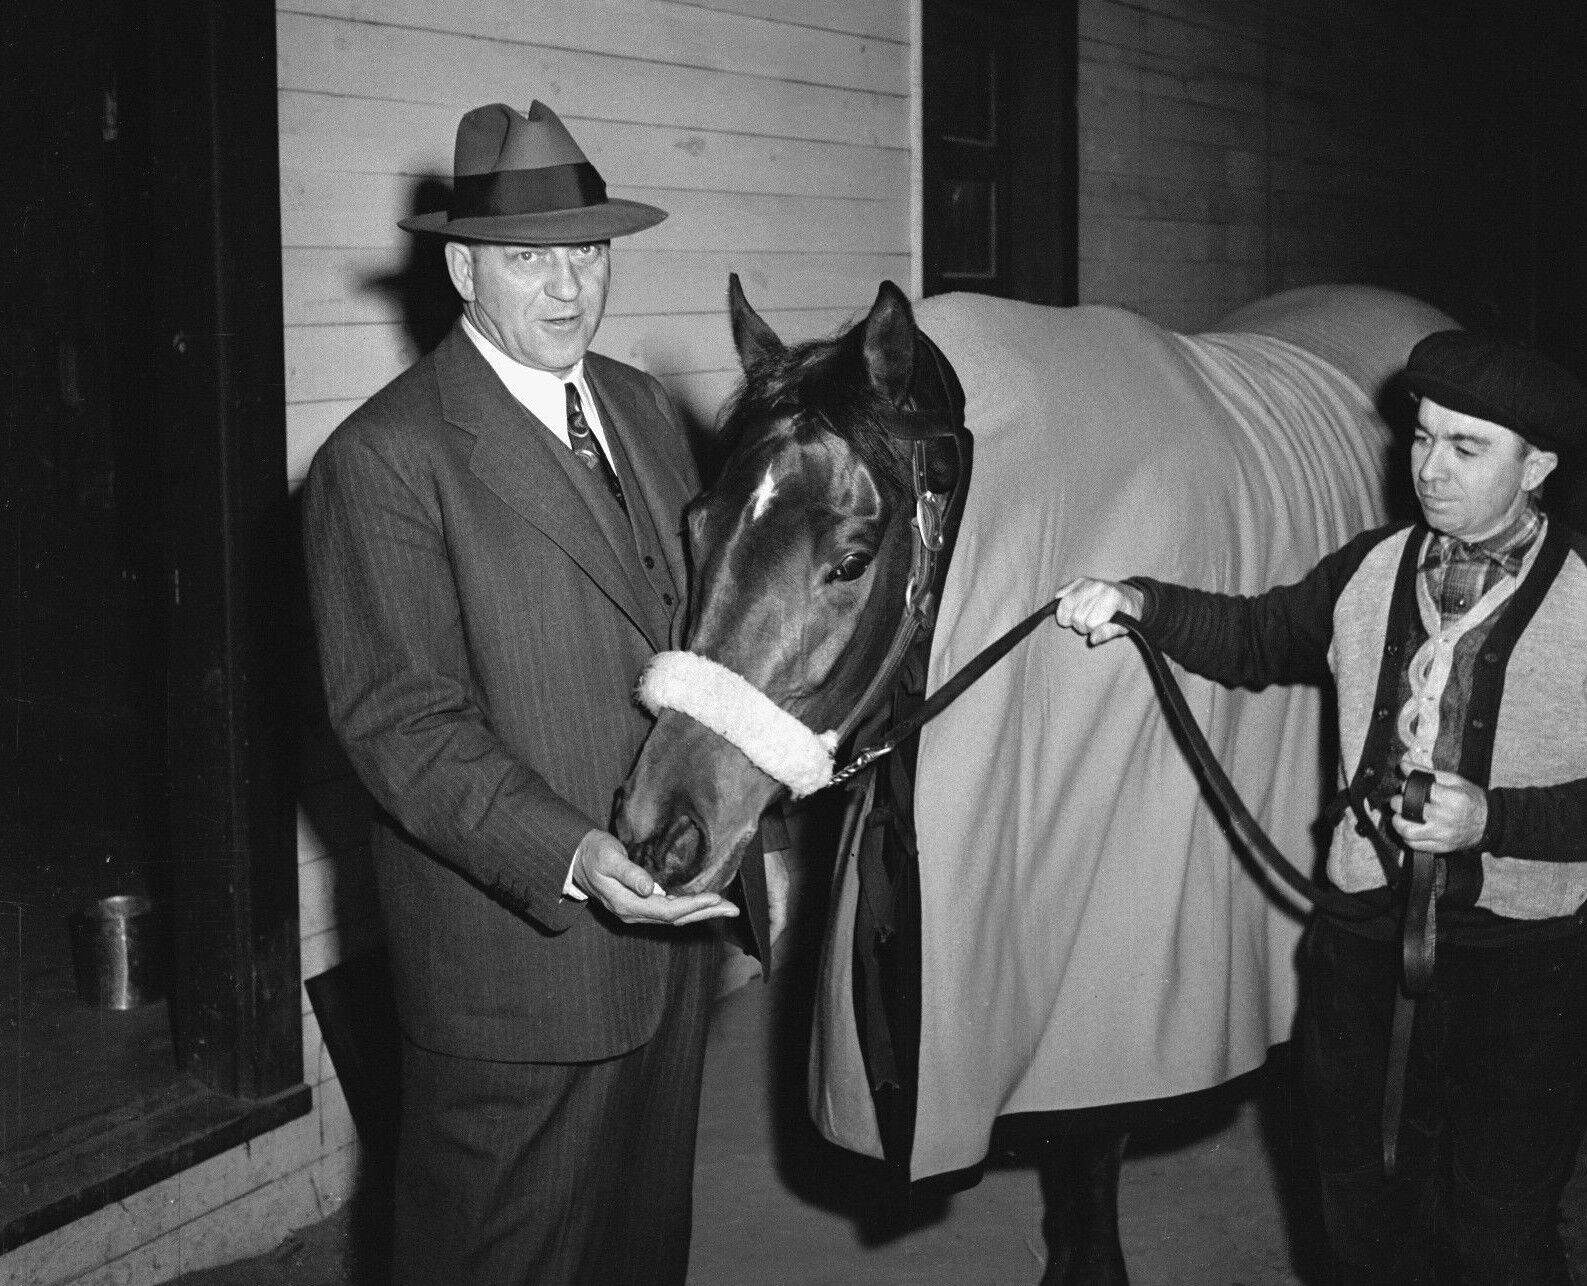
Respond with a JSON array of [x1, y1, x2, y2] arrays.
[[1381, 988, 1417, 1178], [829, 606, 1432, 1174], [1381, 768, 1438, 1177]]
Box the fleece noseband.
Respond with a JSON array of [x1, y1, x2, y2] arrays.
[[636, 651, 839, 798]]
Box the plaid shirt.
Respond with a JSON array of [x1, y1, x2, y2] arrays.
[[1420, 498, 1545, 629]]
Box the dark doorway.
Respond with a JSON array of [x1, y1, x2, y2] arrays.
[[2, 0, 306, 1249], [921, 0, 1078, 304], [1, 0, 175, 1185]]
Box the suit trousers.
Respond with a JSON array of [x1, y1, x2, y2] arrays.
[[391, 929, 719, 1286], [1300, 914, 1587, 1286]]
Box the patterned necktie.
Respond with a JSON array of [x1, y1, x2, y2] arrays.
[[564, 382, 625, 512]]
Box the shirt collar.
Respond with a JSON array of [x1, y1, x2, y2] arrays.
[[1424, 496, 1544, 573], [460, 313, 588, 441]]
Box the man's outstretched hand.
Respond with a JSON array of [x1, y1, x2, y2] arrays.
[[571, 830, 740, 926]]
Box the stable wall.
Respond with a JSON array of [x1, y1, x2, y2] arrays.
[[1077, 0, 1418, 333]]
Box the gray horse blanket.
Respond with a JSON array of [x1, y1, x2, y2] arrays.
[[809, 285, 1453, 1179]]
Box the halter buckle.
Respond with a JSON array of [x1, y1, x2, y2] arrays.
[[913, 490, 945, 553]]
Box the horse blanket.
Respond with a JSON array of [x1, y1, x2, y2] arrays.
[[809, 284, 1454, 1179]]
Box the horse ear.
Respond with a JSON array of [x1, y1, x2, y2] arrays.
[[860, 280, 917, 406], [727, 272, 784, 370]]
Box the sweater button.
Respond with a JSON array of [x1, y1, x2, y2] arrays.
[[1471, 716, 1485, 730], [643, 555, 656, 569], [663, 593, 675, 607], [1482, 651, 1498, 664], [1375, 707, 1389, 720]]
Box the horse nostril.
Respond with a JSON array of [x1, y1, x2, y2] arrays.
[[663, 812, 701, 863], [652, 813, 704, 890]]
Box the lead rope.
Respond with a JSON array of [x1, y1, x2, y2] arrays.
[[827, 602, 1424, 1175], [829, 606, 1380, 921]]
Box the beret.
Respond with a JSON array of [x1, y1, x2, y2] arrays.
[[1403, 329, 1587, 459]]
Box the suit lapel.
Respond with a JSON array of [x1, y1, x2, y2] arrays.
[[435, 325, 661, 649], [585, 354, 695, 603]]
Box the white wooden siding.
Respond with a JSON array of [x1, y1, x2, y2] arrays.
[[278, 0, 912, 487]]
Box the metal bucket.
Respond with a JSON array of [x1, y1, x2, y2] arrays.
[[68, 894, 165, 1010]]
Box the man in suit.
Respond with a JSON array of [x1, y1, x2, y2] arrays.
[[302, 101, 738, 1285]]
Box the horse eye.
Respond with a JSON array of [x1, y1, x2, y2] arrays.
[[826, 552, 872, 584]]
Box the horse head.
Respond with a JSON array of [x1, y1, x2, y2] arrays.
[[614, 277, 967, 894]]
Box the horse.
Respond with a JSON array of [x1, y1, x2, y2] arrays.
[[616, 275, 1452, 1283]]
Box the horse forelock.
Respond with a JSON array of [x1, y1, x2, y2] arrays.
[[719, 332, 912, 500]]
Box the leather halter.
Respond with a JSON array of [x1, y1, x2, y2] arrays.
[[827, 330, 969, 751]]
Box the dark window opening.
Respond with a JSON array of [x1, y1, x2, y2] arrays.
[[922, 0, 1078, 305], [2, 0, 306, 1250]]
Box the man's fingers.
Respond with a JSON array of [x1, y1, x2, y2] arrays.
[[585, 841, 657, 898], [615, 862, 657, 898], [616, 894, 739, 926], [669, 900, 741, 925]]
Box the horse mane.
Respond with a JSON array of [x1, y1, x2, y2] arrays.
[[718, 332, 913, 497]]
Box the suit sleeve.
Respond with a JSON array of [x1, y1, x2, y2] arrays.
[[303, 423, 590, 933]]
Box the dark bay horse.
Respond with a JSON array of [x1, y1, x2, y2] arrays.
[[616, 276, 1450, 1284], [617, 276, 1133, 1283], [616, 275, 966, 896]]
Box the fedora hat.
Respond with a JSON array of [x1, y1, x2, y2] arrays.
[[399, 101, 667, 244]]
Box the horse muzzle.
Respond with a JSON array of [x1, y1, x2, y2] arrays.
[[615, 703, 787, 895], [613, 796, 709, 892]]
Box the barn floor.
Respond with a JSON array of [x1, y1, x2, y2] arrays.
[[170, 938, 1587, 1286]]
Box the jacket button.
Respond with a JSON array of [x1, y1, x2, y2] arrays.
[[663, 593, 675, 607], [1471, 716, 1485, 730], [643, 555, 656, 569], [1375, 707, 1389, 720], [1482, 651, 1498, 664]]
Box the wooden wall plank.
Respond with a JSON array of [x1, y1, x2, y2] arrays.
[[656, 369, 745, 431], [283, 247, 909, 327], [282, 171, 906, 253], [287, 399, 363, 488], [278, 92, 907, 199], [683, 0, 906, 42], [279, 0, 906, 95], [284, 305, 858, 405], [276, 13, 905, 148]]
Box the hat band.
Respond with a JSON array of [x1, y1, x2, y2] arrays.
[[452, 161, 608, 220]]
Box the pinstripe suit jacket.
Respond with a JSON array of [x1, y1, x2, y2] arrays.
[[303, 321, 708, 1062]]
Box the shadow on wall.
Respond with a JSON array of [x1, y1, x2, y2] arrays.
[[366, 177, 462, 358]]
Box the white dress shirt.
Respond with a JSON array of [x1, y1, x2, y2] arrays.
[[460, 314, 615, 460]]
